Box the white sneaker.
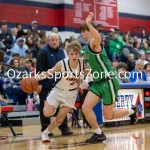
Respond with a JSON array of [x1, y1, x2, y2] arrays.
[[42, 130, 50, 143]]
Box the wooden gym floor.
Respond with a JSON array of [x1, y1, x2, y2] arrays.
[[0, 123, 150, 150]]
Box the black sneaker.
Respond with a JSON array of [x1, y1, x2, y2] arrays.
[[130, 106, 138, 124], [48, 133, 54, 137], [85, 132, 106, 143], [59, 126, 73, 136]]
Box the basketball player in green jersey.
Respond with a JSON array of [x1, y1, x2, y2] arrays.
[[80, 12, 138, 143]]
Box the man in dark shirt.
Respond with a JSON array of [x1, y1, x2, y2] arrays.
[[36, 33, 73, 143], [0, 22, 13, 51], [126, 53, 136, 72]]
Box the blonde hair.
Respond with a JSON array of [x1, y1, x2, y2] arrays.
[[66, 41, 82, 53]]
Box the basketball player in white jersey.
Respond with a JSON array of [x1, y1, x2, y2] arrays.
[[37, 41, 84, 142]]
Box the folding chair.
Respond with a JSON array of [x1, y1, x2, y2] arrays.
[[1, 106, 23, 136]]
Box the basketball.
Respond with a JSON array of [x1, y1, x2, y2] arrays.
[[21, 77, 38, 93]]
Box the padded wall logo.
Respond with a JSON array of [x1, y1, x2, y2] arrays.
[[136, 93, 143, 117]]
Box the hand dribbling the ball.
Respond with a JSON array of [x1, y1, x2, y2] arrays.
[[86, 12, 94, 25]]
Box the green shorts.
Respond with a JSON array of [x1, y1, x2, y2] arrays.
[[89, 78, 119, 105]]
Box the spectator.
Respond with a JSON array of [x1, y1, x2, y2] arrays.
[[70, 36, 77, 42], [146, 36, 150, 47], [62, 39, 70, 58], [115, 27, 123, 43], [31, 21, 39, 35], [37, 40, 45, 50], [128, 60, 147, 83], [131, 42, 141, 60], [21, 58, 33, 75], [51, 27, 62, 47], [12, 37, 27, 57], [104, 28, 115, 56], [1, 63, 27, 104], [26, 36, 39, 58], [145, 51, 150, 63], [138, 53, 149, 65], [126, 53, 136, 72], [122, 33, 130, 46], [39, 30, 46, 42], [144, 63, 150, 81], [25, 50, 33, 60], [12, 52, 20, 59], [19, 56, 25, 67], [111, 59, 119, 75], [142, 42, 150, 53], [36, 32, 73, 142], [77, 34, 86, 47], [16, 23, 24, 32], [109, 33, 124, 61], [0, 95, 7, 106], [27, 26, 39, 43], [12, 27, 18, 45], [0, 22, 13, 50], [117, 62, 130, 83], [133, 36, 139, 43]]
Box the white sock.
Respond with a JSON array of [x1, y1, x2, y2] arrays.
[[128, 109, 134, 116], [43, 128, 51, 133], [94, 128, 102, 134]]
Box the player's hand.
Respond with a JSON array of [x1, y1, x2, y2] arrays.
[[86, 12, 94, 25], [37, 85, 42, 93], [77, 87, 83, 95]]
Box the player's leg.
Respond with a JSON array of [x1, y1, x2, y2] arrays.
[[103, 79, 138, 124], [46, 106, 71, 132], [82, 91, 106, 143], [43, 101, 56, 117], [82, 91, 100, 129]]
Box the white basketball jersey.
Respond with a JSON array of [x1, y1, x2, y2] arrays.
[[55, 58, 84, 90]]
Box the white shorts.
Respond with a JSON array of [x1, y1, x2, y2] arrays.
[[46, 87, 78, 109]]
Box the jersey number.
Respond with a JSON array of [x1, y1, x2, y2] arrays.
[[70, 82, 75, 85]]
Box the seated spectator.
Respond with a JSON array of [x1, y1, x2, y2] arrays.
[[142, 42, 150, 53], [104, 28, 115, 56], [145, 51, 150, 63], [132, 36, 139, 43], [132, 42, 142, 60], [19, 56, 25, 67], [0, 65, 27, 104], [25, 50, 33, 60], [21, 58, 33, 75], [0, 21, 13, 51], [109, 33, 124, 61], [16, 23, 24, 32], [144, 63, 150, 81], [121, 40, 133, 61], [122, 33, 130, 46], [111, 59, 119, 75], [12, 38, 27, 57], [27, 26, 40, 43], [146, 36, 150, 47], [37, 40, 45, 50], [0, 95, 7, 106], [128, 60, 147, 83], [117, 63, 130, 83], [138, 53, 149, 65], [12, 52, 20, 59], [126, 53, 136, 72], [62, 39, 70, 58]]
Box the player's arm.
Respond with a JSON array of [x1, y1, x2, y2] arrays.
[[86, 12, 102, 53], [37, 61, 62, 81]]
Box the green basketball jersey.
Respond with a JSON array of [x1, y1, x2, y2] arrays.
[[84, 44, 115, 82]]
